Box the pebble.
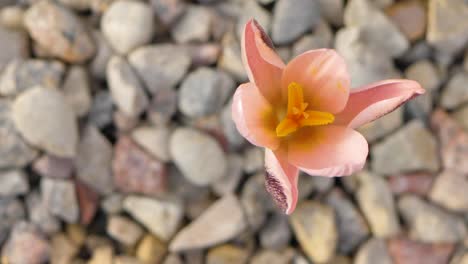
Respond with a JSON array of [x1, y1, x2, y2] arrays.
[[271, 0, 321, 45], [170, 194, 247, 252], [113, 110, 139, 133], [259, 213, 291, 250], [454, 105, 468, 131], [405, 60, 440, 93], [106, 56, 149, 117], [171, 6, 212, 43], [75, 180, 98, 225], [354, 238, 392, 264], [24, 0, 95, 63], [131, 125, 171, 162], [440, 71, 468, 110], [0, 59, 65, 96], [107, 215, 144, 246], [218, 31, 247, 82], [221, 101, 246, 150], [355, 171, 400, 237], [290, 201, 338, 263], [12, 86, 78, 158], [242, 147, 264, 174], [150, 0, 187, 26], [148, 89, 178, 125], [292, 20, 333, 56], [185, 43, 221, 66], [236, 1, 271, 39], [75, 125, 114, 195], [33, 154, 73, 179], [123, 195, 184, 241], [26, 191, 60, 235], [398, 194, 466, 243], [206, 244, 249, 264], [212, 153, 244, 196], [90, 30, 114, 80], [62, 66, 92, 117], [0, 24, 29, 72], [1, 221, 50, 264], [88, 246, 114, 264], [128, 45, 191, 93], [113, 136, 167, 195], [163, 254, 183, 264], [317, 0, 344, 26], [251, 249, 295, 264], [0, 170, 29, 197], [50, 233, 79, 264], [136, 234, 167, 264], [170, 127, 227, 186], [88, 90, 114, 128], [429, 170, 468, 213], [387, 237, 455, 264], [358, 107, 403, 143], [179, 67, 234, 118], [371, 120, 439, 175], [241, 173, 273, 231], [386, 0, 426, 42], [41, 178, 79, 223], [0, 198, 25, 244], [325, 189, 370, 254], [387, 172, 434, 196], [0, 6, 24, 30]]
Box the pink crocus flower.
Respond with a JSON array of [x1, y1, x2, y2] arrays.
[[232, 20, 425, 214]]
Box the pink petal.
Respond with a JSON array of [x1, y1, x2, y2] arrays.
[[242, 19, 285, 105], [281, 49, 351, 113], [335, 79, 425, 128], [232, 82, 280, 149], [287, 125, 368, 177], [265, 148, 299, 214]]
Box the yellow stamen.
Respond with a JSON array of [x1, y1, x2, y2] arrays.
[[276, 82, 334, 137]]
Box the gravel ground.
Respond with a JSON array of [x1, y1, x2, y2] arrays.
[[0, 0, 468, 263]]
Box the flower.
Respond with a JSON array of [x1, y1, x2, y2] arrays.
[[231, 20, 425, 214]]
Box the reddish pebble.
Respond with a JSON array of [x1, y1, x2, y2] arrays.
[[388, 172, 433, 196], [75, 180, 99, 225], [33, 154, 74, 179], [388, 237, 454, 264], [386, 0, 426, 41]]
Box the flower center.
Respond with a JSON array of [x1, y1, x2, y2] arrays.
[[275, 82, 335, 137]]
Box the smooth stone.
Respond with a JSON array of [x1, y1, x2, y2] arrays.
[[0, 198, 25, 244], [250, 249, 296, 264], [101, 0, 154, 54], [88, 246, 114, 264], [170, 195, 247, 252], [150, 0, 187, 26], [387, 172, 434, 196], [75, 125, 113, 195], [241, 173, 274, 231], [218, 31, 247, 82], [0, 170, 29, 197], [290, 201, 337, 263], [0, 59, 65, 96], [399, 195, 467, 243], [212, 154, 244, 196], [106, 56, 149, 117], [206, 244, 249, 264], [33, 154, 73, 179], [358, 107, 403, 143], [371, 120, 439, 175], [113, 110, 139, 133], [148, 89, 178, 125], [171, 5, 212, 43], [170, 128, 227, 186], [26, 191, 60, 235], [355, 238, 392, 264], [440, 71, 468, 110], [131, 125, 171, 162], [430, 170, 468, 212], [386, 0, 426, 41], [0, 24, 29, 71], [128, 45, 191, 93], [12, 86, 78, 158], [136, 234, 167, 264], [221, 101, 245, 150], [453, 105, 468, 131], [236, 0, 271, 39], [272, 0, 321, 45], [107, 215, 143, 246], [75, 180, 98, 225], [292, 20, 333, 56], [50, 233, 79, 264], [101, 193, 123, 215], [88, 91, 114, 128], [317, 0, 344, 26], [405, 60, 440, 93], [0, 6, 25, 30], [41, 178, 79, 223], [24, 0, 95, 62], [90, 30, 114, 80], [356, 171, 400, 237], [62, 66, 91, 117], [113, 136, 167, 195], [388, 237, 455, 264], [243, 147, 264, 174], [259, 213, 291, 250], [123, 195, 184, 241]]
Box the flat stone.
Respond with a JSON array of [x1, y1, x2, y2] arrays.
[[41, 178, 79, 223], [150, 0, 186, 26], [387, 237, 455, 264], [33, 154, 73, 179], [12, 86, 78, 158], [387, 172, 434, 196], [62, 66, 91, 117], [123, 195, 184, 241], [250, 249, 296, 264], [88, 91, 114, 128], [128, 45, 191, 93], [259, 213, 291, 250], [24, 0, 95, 62], [206, 244, 249, 264], [171, 6, 212, 43], [356, 171, 400, 237], [0, 24, 28, 72], [179, 67, 234, 118], [106, 56, 149, 117], [75, 125, 113, 195], [440, 71, 468, 110], [355, 238, 392, 264], [1, 222, 50, 264], [371, 120, 439, 175], [88, 246, 114, 264], [50, 233, 79, 264], [136, 234, 167, 264], [26, 191, 60, 235], [101, 0, 154, 54], [405, 60, 440, 93], [107, 215, 144, 246], [429, 170, 468, 212], [358, 107, 403, 143], [212, 154, 244, 196], [0, 198, 25, 244], [113, 136, 167, 195], [0, 170, 29, 197], [398, 195, 466, 242], [170, 127, 226, 186], [386, 0, 426, 41], [75, 180, 98, 225], [0, 59, 65, 96], [272, 0, 321, 45], [290, 201, 337, 263], [170, 194, 247, 252], [131, 125, 171, 162], [218, 31, 247, 82], [317, 0, 344, 26], [325, 188, 370, 254]]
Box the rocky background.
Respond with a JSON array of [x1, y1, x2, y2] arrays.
[[0, 0, 467, 263]]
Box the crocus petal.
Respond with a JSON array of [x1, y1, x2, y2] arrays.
[[335, 80, 425, 128], [281, 49, 351, 113], [242, 19, 285, 105], [265, 148, 299, 214], [287, 125, 368, 177], [232, 82, 280, 149]]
